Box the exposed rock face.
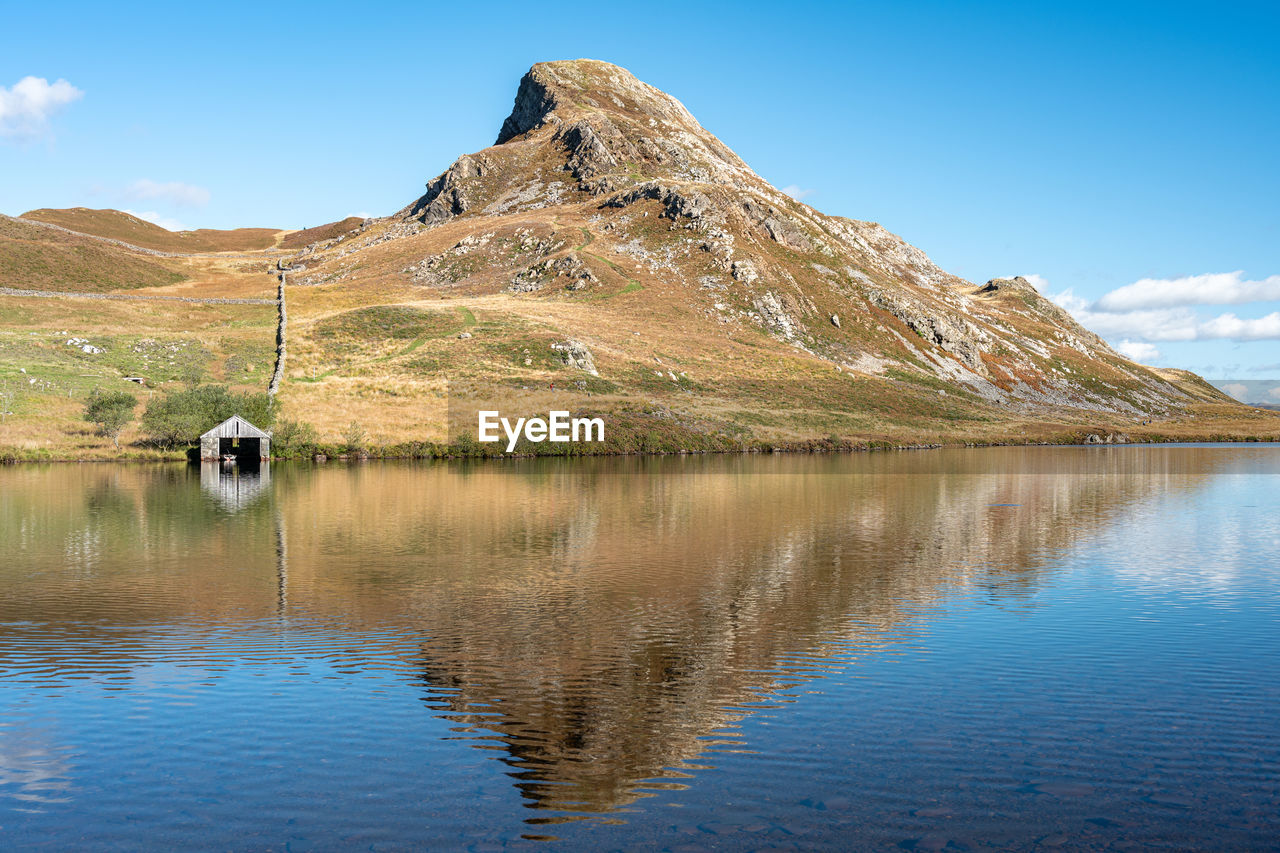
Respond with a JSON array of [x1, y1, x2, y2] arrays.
[[976, 276, 1039, 296], [864, 286, 990, 372], [741, 199, 810, 250], [731, 259, 758, 283], [495, 71, 563, 144], [510, 254, 597, 293], [399, 154, 490, 225], [602, 181, 713, 221], [492, 60, 754, 184], [551, 339, 598, 375], [754, 292, 800, 340]]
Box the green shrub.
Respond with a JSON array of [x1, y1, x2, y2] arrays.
[[273, 418, 319, 457], [84, 388, 138, 449]]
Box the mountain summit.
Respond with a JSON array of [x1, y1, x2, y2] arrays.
[[493, 60, 754, 180]]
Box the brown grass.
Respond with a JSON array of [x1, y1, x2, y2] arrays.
[[6, 195, 1280, 460], [280, 217, 365, 250], [21, 208, 282, 253]]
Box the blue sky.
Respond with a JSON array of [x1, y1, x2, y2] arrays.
[[2, 0, 1277, 379]]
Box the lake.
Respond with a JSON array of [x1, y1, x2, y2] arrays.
[[1, 446, 1278, 850]]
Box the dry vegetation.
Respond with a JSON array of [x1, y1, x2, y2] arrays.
[[20, 208, 282, 253], [3, 195, 1277, 462], [280, 217, 365, 250], [0, 216, 188, 292]]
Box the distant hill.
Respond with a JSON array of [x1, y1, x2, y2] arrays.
[[0, 214, 187, 292], [20, 208, 281, 253], [280, 218, 365, 250], [1209, 379, 1280, 407]]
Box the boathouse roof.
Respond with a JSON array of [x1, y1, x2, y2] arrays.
[[201, 415, 271, 440]]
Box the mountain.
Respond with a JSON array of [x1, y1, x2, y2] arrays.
[[2, 60, 1274, 457], [273, 60, 1250, 447]]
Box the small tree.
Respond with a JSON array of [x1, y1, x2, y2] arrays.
[[84, 388, 138, 450], [342, 421, 366, 454]]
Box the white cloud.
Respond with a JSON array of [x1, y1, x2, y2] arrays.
[[351, 211, 373, 219], [1268, 386, 1280, 401], [1096, 271, 1280, 311], [1020, 274, 1050, 292], [1046, 286, 1090, 313], [1198, 311, 1280, 341], [123, 209, 190, 232], [780, 184, 815, 201], [0, 76, 83, 140], [125, 179, 211, 208], [1220, 383, 1249, 401], [1042, 274, 1280, 343], [1115, 340, 1162, 363]]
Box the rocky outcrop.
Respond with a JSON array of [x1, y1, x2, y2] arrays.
[[976, 276, 1039, 296], [491, 60, 758, 189], [399, 154, 491, 226], [731, 259, 759, 283], [741, 200, 810, 250], [551, 339, 599, 375], [827, 218, 959, 290], [510, 254, 597, 293], [495, 70, 564, 144], [754, 291, 800, 339], [557, 117, 641, 182], [865, 287, 990, 373], [602, 181, 713, 221], [978, 277, 1119, 357]]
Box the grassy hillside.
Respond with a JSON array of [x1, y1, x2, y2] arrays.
[[280, 217, 365, 249], [1, 216, 188, 292], [21, 208, 282, 253]]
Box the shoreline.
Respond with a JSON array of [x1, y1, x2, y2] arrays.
[[5, 430, 1279, 465]]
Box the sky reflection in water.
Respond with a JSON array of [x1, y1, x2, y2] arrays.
[[1, 446, 1278, 849]]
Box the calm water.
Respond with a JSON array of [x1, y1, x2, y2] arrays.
[[1, 447, 1278, 850]]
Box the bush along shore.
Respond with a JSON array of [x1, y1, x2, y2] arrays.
[[0, 381, 1272, 464]]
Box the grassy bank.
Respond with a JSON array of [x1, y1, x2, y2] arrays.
[[5, 409, 1278, 465]]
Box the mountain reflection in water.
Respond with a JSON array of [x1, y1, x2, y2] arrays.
[[1, 447, 1277, 848]]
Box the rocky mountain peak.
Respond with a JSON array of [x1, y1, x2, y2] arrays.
[[496, 60, 703, 144], [399, 59, 764, 226], [494, 60, 755, 188]]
